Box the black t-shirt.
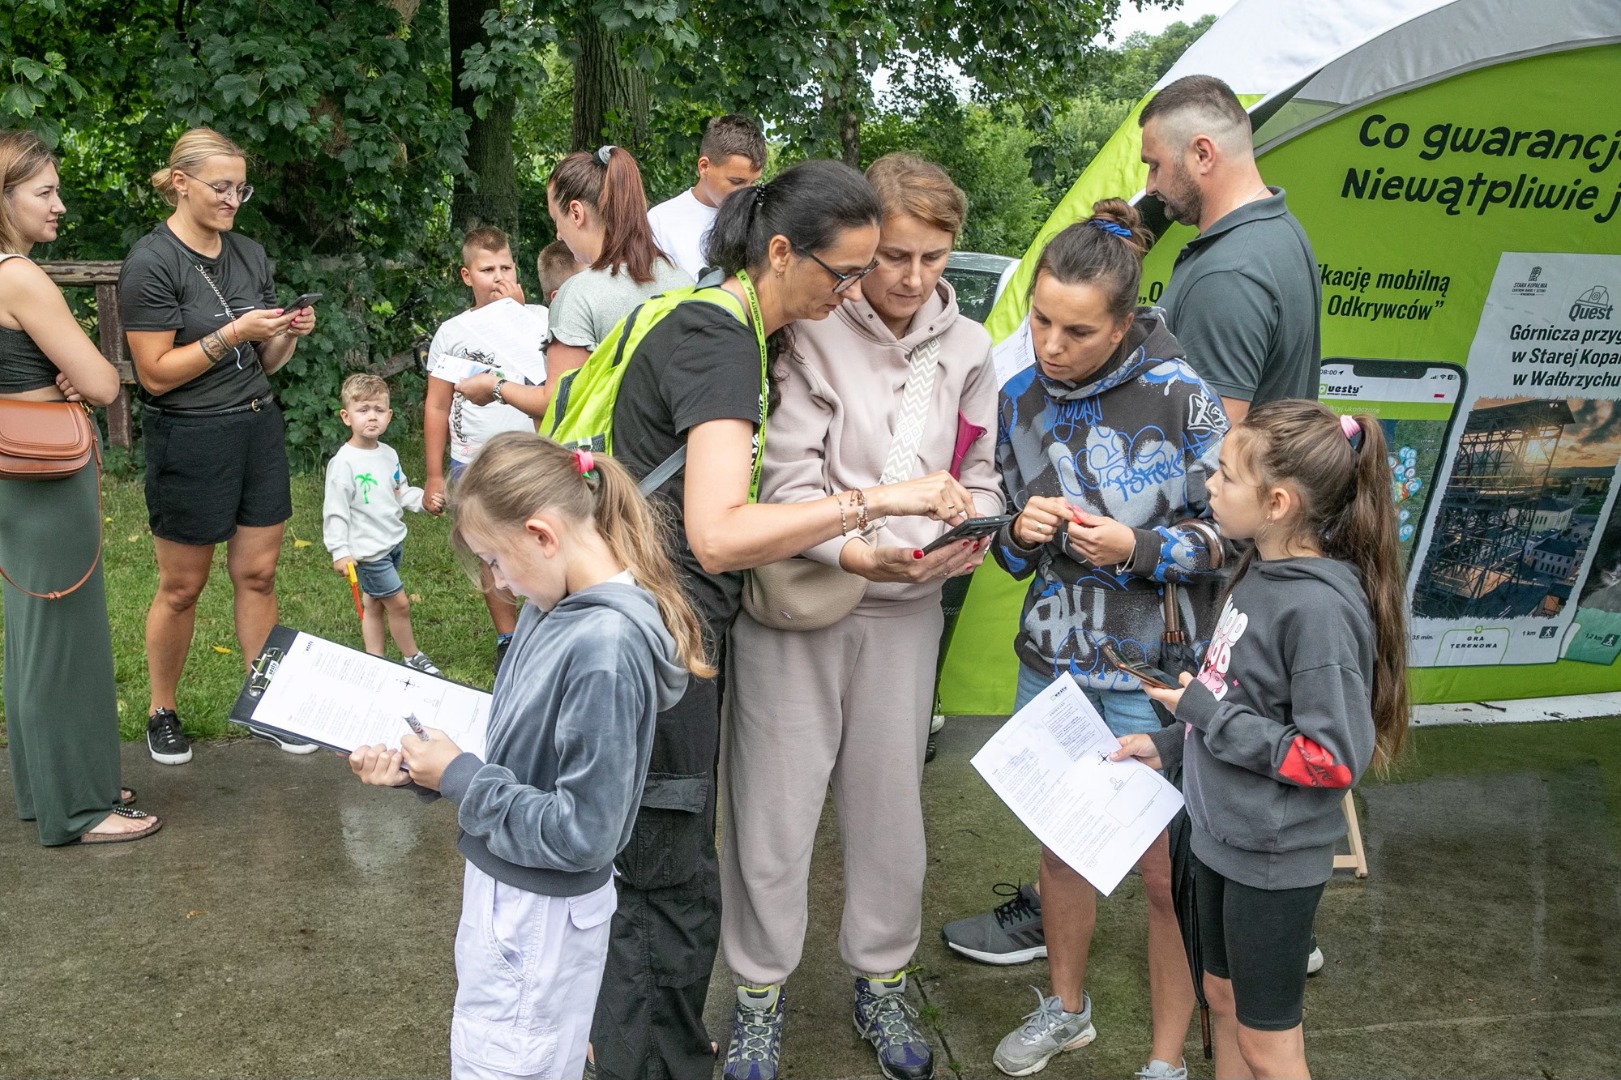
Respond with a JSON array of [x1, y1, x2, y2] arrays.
[[612, 299, 764, 633], [118, 223, 277, 411]]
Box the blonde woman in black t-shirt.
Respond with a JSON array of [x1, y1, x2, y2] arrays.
[[118, 127, 316, 765], [0, 130, 161, 844]]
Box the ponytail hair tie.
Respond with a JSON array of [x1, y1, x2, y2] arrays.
[[1339, 413, 1365, 451], [574, 448, 596, 478], [1088, 218, 1133, 239], [594, 145, 616, 166]]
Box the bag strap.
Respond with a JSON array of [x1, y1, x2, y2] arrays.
[[878, 336, 944, 486], [638, 445, 686, 496], [0, 416, 104, 601]]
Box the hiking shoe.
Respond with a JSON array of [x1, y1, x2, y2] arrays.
[[403, 652, 442, 676], [853, 973, 933, 1080], [146, 708, 192, 765], [723, 984, 786, 1080], [1136, 1059, 1188, 1080], [993, 989, 1094, 1076], [251, 728, 320, 754], [942, 882, 1045, 965]]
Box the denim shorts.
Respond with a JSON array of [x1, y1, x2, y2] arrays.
[[1014, 664, 1163, 737], [354, 543, 405, 599]]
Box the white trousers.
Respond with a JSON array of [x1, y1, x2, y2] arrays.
[[450, 863, 617, 1080]]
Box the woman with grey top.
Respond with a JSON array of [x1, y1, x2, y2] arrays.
[[119, 127, 316, 765]]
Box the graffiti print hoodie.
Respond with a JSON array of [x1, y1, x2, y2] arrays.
[[1177, 556, 1377, 890], [994, 307, 1229, 688]]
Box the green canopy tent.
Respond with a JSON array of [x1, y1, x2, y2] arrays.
[[940, 0, 1621, 714]]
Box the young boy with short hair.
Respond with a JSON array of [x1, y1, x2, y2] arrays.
[[537, 239, 582, 304], [324, 373, 441, 675], [424, 228, 548, 673], [646, 114, 767, 278]]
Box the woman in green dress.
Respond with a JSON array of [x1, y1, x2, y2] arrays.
[[0, 130, 161, 845]]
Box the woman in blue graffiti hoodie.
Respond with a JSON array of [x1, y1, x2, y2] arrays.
[[987, 202, 1230, 1079]]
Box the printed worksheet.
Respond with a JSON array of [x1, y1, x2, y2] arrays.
[[971, 673, 1183, 895], [238, 630, 489, 758], [426, 297, 549, 386]]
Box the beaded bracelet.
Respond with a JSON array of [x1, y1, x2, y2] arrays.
[[853, 488, 870, 533], [837, 491, 850, 535]]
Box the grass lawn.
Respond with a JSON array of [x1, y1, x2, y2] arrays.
[[0, 435, 501, 745]]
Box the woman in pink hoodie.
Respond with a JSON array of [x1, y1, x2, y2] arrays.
[[718, 154, 1003, 1080]]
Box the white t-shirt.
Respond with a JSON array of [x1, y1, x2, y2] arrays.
[[427, 302, 548, 464], [647, 189, 718, 279]]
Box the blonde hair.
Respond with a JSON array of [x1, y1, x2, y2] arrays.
[[450, 432, 714, 678], [0, 130, 57, 254], [151, 128, 247, 207], [865, 153, 967, 237], [340, 372, 389, 409]]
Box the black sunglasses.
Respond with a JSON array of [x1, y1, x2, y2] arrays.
[[792, 243, 878, 295]]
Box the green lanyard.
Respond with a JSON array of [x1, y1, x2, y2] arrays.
[[734, 268, 770, 503]]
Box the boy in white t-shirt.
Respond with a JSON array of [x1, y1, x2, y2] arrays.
[[646, 114, 767, 278], [423, 227, 548, 673], [323, 374, 440, 674]]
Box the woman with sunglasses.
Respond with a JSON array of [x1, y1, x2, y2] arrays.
[[118, 127, 316, 767], [717, 154, 1002, 1080], [552, 159, 973, 1080]]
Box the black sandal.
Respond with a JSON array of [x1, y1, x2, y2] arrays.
[[79, 806, 163, 845]]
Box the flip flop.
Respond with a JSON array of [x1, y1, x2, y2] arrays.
[[79, 806, 163, 845], [120, 787, 137, 806]]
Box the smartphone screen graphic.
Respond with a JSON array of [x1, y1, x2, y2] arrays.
[[1318, 360, 1467, 567]]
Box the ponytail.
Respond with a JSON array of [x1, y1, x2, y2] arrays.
[[449, 432, 713, 679], [590, 454, 715, 679], [547, 146, 665, 284], [1226, 401, 1410, 770]]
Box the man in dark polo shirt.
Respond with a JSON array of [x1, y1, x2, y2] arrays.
[[1140, 74, 1321, 422]]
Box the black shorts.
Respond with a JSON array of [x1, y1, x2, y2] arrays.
[[1193, 852, 1325, 1031], [143, 400, 293, 546]]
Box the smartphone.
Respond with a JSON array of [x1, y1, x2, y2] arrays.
[[921, 513, 1016, 555], [1096, 638, 1177, 689], [282, 292, 323, 312], [1318, 359, 1467, 565]]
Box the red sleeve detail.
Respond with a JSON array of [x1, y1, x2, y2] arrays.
[[1279, 736, 1353, 788]]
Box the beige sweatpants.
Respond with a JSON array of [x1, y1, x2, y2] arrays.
[[720, 601, 943, 986]]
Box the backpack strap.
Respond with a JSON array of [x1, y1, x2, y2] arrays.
[[638, 445, 687, 496]]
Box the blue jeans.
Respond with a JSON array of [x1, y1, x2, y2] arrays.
[[1013, 664, 1162, 737]]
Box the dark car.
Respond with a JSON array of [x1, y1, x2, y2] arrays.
[[943, 252, 1019, 323]]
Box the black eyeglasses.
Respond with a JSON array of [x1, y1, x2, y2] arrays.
[[179, 171, 254, 204], [793, 243, 877, 295]]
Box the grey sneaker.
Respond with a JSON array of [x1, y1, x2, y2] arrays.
[[723, 984, 786, 1080], [993, 989, 1095, 1077], [1136, 1059, 1188, 1080], [942, 882, 1046, 965], [403, 652, 442, 676]]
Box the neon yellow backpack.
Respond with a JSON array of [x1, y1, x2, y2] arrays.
[[540, 270, 769, 497]]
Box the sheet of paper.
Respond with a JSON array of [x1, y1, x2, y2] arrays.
[[991, 318, 1034, 388], [244, 632, 490, 759], [971, 673, 1183, 895], [426, 297, 549, 386]]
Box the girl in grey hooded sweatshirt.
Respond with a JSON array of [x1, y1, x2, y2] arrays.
[[348, 432, 707, 1080], [1134, 399, 1411, 1080]]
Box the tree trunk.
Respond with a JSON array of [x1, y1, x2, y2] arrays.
[[449, 0, 520, 241], [570, 12, 649, 153], [823, 35, 865, 167]]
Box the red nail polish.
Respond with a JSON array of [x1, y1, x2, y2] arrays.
[[913, 549, 924, 559]]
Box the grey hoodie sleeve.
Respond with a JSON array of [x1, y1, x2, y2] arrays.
[[1176, 666, 1372, 790], [439, 663, 650, 872]]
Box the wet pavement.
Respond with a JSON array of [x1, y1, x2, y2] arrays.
[[3, 717, 1619, 1079]]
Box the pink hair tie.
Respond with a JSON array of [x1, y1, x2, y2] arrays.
[[1340, 414, 1364, 450], [574, 449, 595, 477]]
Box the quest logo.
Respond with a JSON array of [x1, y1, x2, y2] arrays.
[[1570, 285, 1613, 321]]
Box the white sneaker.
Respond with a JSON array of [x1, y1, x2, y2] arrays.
[[403, 652, 443, 676], [993, 990, 1095, 1076], [1136, 1059, 1188, 1080], [251, 728, 320, 754], [1307, 945, 1325, 975], [930, 713, 945, 734]]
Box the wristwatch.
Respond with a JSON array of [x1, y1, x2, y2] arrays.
[[491, 378, 507, 405]]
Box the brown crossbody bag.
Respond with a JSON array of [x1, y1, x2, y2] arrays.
[[0, 252, 104, 599]]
